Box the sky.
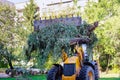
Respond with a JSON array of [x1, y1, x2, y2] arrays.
[[8, 0, 28, 3]]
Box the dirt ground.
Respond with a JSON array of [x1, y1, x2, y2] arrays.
[[100, 72, 120, 78], [0, 73, 9, 78]]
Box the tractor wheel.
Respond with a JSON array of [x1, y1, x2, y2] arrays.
[[94, 64, 99, 80], [78, 65, 95, 80], [47, 66, 62, 80]]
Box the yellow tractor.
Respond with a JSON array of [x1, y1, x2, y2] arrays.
[[47, 38, 99, 80], [34, 16, 99, 80]]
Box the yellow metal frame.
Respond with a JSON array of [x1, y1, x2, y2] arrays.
[[62, 46, 84, 80]]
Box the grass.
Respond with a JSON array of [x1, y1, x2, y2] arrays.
[[100, 78, 120, 80], [0, 74, 46, 80], [0, 75, 120, 80]]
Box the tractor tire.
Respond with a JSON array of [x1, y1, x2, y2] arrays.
[[94, 64, 99, 80], [47, 66, 62, 80], [78, 65, 95, 80]]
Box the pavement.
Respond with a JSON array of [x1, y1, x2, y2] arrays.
[[0, 73, 9, 78]]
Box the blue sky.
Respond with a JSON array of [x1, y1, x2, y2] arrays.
[[8, 0, 28, 3]]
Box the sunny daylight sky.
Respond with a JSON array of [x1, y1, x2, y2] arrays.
[[8, 0, 28, 3]]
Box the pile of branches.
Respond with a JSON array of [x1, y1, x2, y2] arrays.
[[24, 22, 98, 67]]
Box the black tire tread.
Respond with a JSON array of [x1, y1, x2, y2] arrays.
[[78, 65, 95, 80], [94, 64, 99, 80], [79, 66, 89, 80], [47, 66, 60, 80]]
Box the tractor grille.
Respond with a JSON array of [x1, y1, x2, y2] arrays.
[[63, 63, 76, 76]]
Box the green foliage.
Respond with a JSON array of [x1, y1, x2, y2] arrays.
[[24, 22, 98, 69], [0, 2, 25, 69], [0, 0, 41, 68], [84, 0, 118, 22], [113, 52, 120, 67], [0, 43, 15, 69], [0, 2, 24, 54], [84, 0, 120, 71], [0, 3, 15, 47], [23, 0, 39, 32], [96, 15, 120, 70], [24, 23, 79, 68], [0, 3, 16, 68]]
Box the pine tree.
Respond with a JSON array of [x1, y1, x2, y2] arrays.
[[23, 0, 39, 32]]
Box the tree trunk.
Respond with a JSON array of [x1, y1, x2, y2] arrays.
[[97, 53, 101, 72], [8, 59, 14, 69], [106, 54, 110, 74], [8, 59, 16, 77]]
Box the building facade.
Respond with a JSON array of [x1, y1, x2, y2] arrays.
[[0, 0, 15, 8], [15, 0, 90, 18]]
